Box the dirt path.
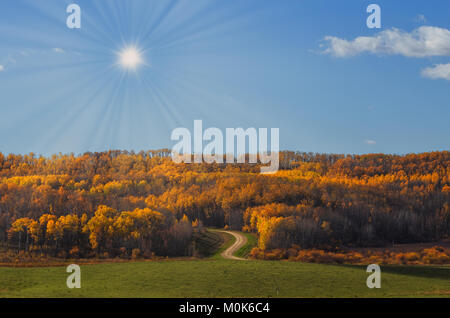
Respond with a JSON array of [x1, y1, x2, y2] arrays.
[[215, 230, 248, 261]]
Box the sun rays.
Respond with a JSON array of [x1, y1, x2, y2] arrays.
[[0, 0, 259, 155]]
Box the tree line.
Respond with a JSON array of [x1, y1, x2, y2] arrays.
[[0, 150, 448, 257]]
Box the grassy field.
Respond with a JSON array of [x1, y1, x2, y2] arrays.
[[0, 230, 448, 298], [235, 232, 258, 258], [0, 259, 448, 298], [195, 229, 235, 258], [194, 230, 226, 257]]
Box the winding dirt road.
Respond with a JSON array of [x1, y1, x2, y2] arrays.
[[215, 230, 248, 261]]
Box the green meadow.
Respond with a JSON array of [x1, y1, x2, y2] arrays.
[[0, 230, 448, 298], [0, 259, 449, 298]]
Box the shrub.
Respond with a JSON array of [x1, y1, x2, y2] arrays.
[[250, 245, 450, 265], [131, 248, 141, 259], [69, 246, 80, 258]]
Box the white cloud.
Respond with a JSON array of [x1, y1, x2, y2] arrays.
[[365, 140, 376, 145], [322, 26, 450, 58], [53, 48, 65, 53], [0, 65, 4, 72], [421, 63, 450, 81]]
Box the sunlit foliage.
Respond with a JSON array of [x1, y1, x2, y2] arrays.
[[0, 150, 448, 258]]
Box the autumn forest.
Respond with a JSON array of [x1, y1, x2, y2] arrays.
[[0, 150, 448, 261]]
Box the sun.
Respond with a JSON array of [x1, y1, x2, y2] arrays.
[[118, 46, 143, 70]]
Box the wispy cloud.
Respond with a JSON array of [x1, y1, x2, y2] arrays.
[[422, 63, 450, 81], [0, 48, 73, 73], [321, 26, 450, 58], [365, 140, 376, 145]]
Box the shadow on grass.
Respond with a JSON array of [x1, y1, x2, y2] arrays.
[[340, 263, 450, 280]]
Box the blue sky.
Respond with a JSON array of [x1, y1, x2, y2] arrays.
[[0, 0, 449, 156]]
